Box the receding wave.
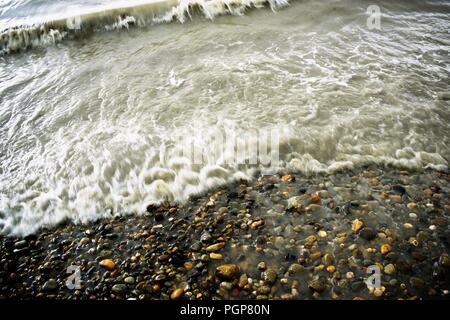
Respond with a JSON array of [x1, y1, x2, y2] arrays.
[[0, 0, 289, 54]]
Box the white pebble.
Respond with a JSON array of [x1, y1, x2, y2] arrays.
[[409, 213, 417, 219], [429, 225, 437, 231]]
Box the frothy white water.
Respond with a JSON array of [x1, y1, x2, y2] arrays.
[[0, 0, 449, 236], [0, 0, 288, 54]]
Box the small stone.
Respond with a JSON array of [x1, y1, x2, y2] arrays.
[[170, 288, 184, 300], [42, 279, 57, 291], [206, 242, 225, 252], [373, 287, 385, 297], [429, 225, 437, 231], [184, 262, 193, 270], [439, 253, 450, 268], [380, 244, 391, 255], [264, 269, 277, 284], [409, 213, 417, 219], [352, 219, 364, 233], [99, 259, 115, 270], [251, 219, 264, 229], [317, 230, 328, 238], [124, 276, 135, 284], [359, 228, 377, 241], [14, 240, 27, 249], [238, 274, 248, 288], [257, 261, 266, 270], [407, 202, 417, 209], [287, 196, 302, 211], [326, 265, 336, 273], [288, 263, 305, 274], [209, 253, 223, 260], [304, 235, 316, 246], [308, 279, 325, 293], [216, 264, 240, 280], [200, 232, 212, 243], [369, 178, 379, 186], [79, 237, 90, 245], [403, 223, 413, 229], [346, 272, 354, 279], [112, 284, 127, 294], [218, 207, 228, 214], [309, 192, 321, 204], [384, 264, 395, 275]]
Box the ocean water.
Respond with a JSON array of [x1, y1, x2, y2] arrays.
[[0, 0, 449, 236]]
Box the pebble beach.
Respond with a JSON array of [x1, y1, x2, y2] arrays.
[[1, 165, 449, 300]]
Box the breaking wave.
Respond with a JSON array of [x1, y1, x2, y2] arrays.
[[0, 0, 289, 54]]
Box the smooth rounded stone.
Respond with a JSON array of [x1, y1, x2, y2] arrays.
[[263, 269, 277, 284], [42, 279, 57, 292], [251, 219, 264, 229], [201, 254, 210, 262], [14, 240, 27, 249], [206, 242, 225, 252], [409, 277, 425, 289], [322, 253, 333, 265], [439, 253, 450, 268], [403, 223, 413, 229], [209, 253, 223, 260], [220, 281, 233, 291], [359, 228, 377, 241], [317, 230, 328, 238], [200, 232, 212, 243], [79, 237, 90, 245], [170, 288, 184, 300], [287, 196, 302, 210], [429, 225, 437, 231], [384, 264, 396, 275], [309, 192, 321, 204], [238, 274, 248, 288], [346, 272, 354, 279], [326, 265, 336, 273], [218, 207, 228, 214], [352, 219, 363, 233], [124, 276, 135, 284], [190, 242, 202, 251], [409, 213, 418, 219], [288, 263, 305, 275], [216, 264, 240, 280], [304, 235, 316, 246], [112, 284, 127, 294], [293, 225, 302, 232], [257, 261, 266, 271], [380, 244, 391, 255], [99, 259, 115, 270], [407, 202, 417, 210], [308, 279, 325, 293], [373, 287, 385, 297]]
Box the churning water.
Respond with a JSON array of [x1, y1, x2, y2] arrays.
[[0, 0, 449, 235]]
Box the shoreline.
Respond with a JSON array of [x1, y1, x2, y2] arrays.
[[1, 165, 449, 300]]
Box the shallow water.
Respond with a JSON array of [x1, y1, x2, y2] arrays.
[[0, 0, 449, 235]]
